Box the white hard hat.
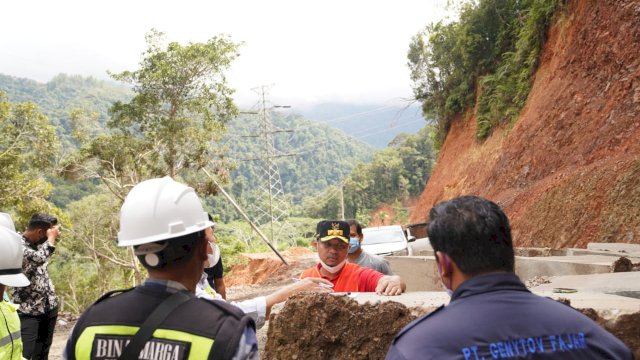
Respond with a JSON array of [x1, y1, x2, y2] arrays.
[[0, 227, 30, 287], [117, 177, 214, 247], [0, 212, 16, 232]]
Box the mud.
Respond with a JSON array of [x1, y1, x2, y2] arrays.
[[225, 247, 315, 287], [557, 298, 639, 357], [264, 293, 430, 360], [577, 308, 640, 358]]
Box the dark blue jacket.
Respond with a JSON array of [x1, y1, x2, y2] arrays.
[[386, 272, 634, 360]]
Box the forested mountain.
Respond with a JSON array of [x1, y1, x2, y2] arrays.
[[226, 112, 373, 202], [0, 73, 132, 134], [0, 73, 375, 218]]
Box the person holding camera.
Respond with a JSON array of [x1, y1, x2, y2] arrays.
[[12, 213, 60, 360]]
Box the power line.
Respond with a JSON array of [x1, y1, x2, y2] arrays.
[[245, 85, 299, 246]]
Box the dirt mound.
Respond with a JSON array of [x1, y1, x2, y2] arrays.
[[410, 0, 640, 248], [611, 256, 634, 272], [264, 293, 430, 360], [576, 308, 640, 358], [226, 247, 316, 287]]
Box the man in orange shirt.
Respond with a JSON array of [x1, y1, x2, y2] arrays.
[[300, 220, 405, 295]]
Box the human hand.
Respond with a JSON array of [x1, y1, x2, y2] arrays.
[[47, 226, 61, 245], [266, 278, 333, 309], [375, 275, 404, 296], [288, 277, 333, 296]]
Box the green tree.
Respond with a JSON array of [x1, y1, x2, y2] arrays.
[[108, 29, 239, 178], [67, 29, 241, 200], [301, 127, 435, 222], [50, 193, 138, 313], [0, 92, 63, 224], [58, 29, 241, 292]]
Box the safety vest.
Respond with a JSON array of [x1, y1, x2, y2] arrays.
[[300, 263, 365, 292], [0, 301, 23, 360], [68, 286, 254, 360]]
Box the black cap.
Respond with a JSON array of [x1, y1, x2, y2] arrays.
[[316, 220, 350, 243]]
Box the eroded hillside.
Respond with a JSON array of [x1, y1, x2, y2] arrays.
[[411, 0, 640, 247]]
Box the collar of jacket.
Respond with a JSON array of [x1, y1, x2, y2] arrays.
[[142, 278, 189, 293], [450, 272, 529, 301]]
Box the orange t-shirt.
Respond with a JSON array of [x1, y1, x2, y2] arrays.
[[299, 262, 384, 292]]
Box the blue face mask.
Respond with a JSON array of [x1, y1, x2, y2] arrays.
[[348, 237, 360, 254]]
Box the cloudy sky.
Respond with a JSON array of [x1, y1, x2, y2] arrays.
[[0, 0, 449, 107]]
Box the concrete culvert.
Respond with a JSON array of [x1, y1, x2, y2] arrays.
[[264, 293, 430, 360]]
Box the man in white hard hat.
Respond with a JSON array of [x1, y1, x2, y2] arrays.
[[0, 215, 31, 360], [64, 177, 258, 360], [0, 213, 17, 303]]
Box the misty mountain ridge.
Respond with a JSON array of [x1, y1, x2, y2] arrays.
[[297, 102, 427, 148], [0, 73, 426, 150]]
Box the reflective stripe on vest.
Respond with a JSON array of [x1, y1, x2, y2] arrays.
[[0, 302, 23, 360], [76, 325, 214, 360], [0, 331, 21, 347]]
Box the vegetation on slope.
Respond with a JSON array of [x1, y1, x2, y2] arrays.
[[302, 126, 435, 224], [408, 0, 566, 146]]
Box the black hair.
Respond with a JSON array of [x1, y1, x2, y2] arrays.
[[137, 230, 206, 269], [27, 213, 57, 230], [427, 196, 514, 275], [346, 219, 362, 235]]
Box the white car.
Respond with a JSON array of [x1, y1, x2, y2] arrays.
[[361, 225, 416, 256]]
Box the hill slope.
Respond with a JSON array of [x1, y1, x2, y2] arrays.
[[411, 0, 640, 248], [0, 73, 132, 132]]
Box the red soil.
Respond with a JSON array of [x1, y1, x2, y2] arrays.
[[411, 0, 640, 248], [225, 247, 315, 287]]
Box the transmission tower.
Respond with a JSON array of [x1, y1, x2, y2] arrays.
[[249, 85, 295, 246]]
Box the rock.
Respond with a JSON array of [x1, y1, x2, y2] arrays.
[[611, 257, 634, 272]]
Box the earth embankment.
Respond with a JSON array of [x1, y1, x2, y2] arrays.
[[411, 0, 640, 248]]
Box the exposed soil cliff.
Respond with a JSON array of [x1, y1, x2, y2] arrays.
[[411, 0, 640, 248]]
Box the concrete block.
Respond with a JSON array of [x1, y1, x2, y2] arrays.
[[529, 272, 640, 294], [347, 290, 640, 315], [386, 256, 441, 291], [387, 255, 622, 291], [514, 255, 614, 280], [587, 243, 640, 256]]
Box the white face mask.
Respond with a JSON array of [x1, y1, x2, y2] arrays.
[[436, 253, 453, 297], [205, 243, 220, 268], [319, 258, 347, 274], [439, 275, 454, 297]]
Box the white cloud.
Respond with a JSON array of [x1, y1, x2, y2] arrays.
[[1, 0, 449, 106]]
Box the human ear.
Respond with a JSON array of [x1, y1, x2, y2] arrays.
[[435, 251, 451, 277], [198, 237, 209, 262]]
